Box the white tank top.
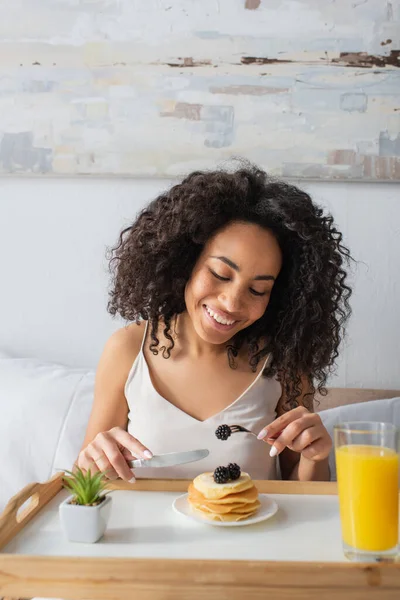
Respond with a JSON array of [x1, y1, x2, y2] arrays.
[[125, 323, 281, 479]]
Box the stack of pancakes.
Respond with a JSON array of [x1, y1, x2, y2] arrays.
[[188, 472, 260, 522]]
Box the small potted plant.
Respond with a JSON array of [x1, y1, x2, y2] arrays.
[[59, 467, 112, 543]]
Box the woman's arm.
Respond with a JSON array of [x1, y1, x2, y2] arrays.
[[79, 324, 142, 447], [75, 322, 152, 481], [259, 376, 331, 481]]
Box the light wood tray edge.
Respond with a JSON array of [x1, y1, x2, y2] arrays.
[[0, 472, 64, 550], [0, 555, 399, 600], [108, 478, 338, 494]]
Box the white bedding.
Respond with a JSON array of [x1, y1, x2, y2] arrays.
[[0, 351, 94, 511]]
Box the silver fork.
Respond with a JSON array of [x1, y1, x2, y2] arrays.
[[229, 424, 279, 440], [229, 425, 258, 437]]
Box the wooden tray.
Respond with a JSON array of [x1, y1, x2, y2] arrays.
[[0, 474, 399, 600]]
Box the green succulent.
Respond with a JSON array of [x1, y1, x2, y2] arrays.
[[63, 467, 109, 506]]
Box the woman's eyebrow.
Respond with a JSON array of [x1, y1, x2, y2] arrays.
[[211, 255, 239, 271], [210, 255, 275, 281]]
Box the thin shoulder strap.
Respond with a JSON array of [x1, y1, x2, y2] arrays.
[[140, 320, 149, 353], [262, 352, 272, 371]]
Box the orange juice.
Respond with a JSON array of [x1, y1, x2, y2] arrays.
[[336, 445, 399, 552]]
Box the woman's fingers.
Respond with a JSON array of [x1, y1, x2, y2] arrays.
[[77, 448, 118, 480], [267, 414, 332, 461], [121, 447, 138, 461], [257, 406, 309, 441], [90, 449, 120, 480], [93, 432, 137, 481], [268, 413, 316, 456], [112, 427, 153, 460], [284, 424, 320, 454], [299, 436, 332, 462], [257, 406, 332, 461], [76, 427, 153, 482]]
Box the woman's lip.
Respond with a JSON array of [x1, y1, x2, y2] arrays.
[[204, 304, 238, 322], [203, 305, 238, 331]]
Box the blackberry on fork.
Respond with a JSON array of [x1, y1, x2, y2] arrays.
[[215, 424, 231, 441]]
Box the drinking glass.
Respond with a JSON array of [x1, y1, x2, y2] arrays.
[[334, 421, 399, 562]]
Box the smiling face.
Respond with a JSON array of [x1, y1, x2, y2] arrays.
[[184, 221, 283, 345]]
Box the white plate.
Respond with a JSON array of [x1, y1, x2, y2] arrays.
[[173, 493, 278, 527]]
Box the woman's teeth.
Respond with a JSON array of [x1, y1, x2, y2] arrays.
[[205, 305, 235, 326]]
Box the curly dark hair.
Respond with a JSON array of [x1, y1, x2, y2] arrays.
[[108, 163, 352, 409]]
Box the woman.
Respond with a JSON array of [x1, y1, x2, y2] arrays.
[[76, 163, 352, 482]]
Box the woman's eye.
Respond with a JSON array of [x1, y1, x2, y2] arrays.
[[209, 269, 230, 282], [250, 288, 267, 297]]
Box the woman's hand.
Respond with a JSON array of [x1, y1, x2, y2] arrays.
[[257, 406, 332, 462], [76, 426, 153, 482]]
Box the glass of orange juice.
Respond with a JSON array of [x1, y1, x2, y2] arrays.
[[334, 421, 399, 562]]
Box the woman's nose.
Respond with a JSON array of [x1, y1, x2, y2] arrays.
[[218, 289, 243, 314]]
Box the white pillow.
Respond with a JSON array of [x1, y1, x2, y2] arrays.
[[319, 397, 400, 481], [0, 351, 94, 512], [52, 370, 95, 475]]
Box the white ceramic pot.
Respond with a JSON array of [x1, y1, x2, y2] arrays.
[[59, 494, 112, 543]]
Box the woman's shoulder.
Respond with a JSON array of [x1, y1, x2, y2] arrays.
[[106, 321, 146, 352], [99, 321, 147, 377]]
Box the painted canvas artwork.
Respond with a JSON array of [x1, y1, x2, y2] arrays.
[[0, 0, 398, 179]]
